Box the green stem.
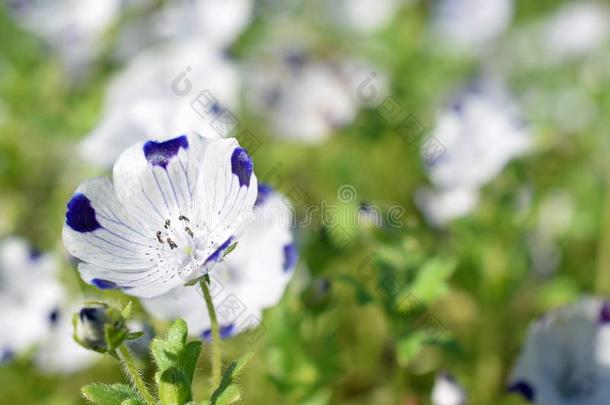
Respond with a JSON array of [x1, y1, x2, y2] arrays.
[[117, 345, 156, 405], [200, 278, 222, 388]]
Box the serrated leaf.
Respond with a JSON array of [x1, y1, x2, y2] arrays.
[[215, 385, 241, 405], [209, 353, 254, 404], [159, 367, 191, 405], [82, 383, 142, 405], [121, 400, 142, 405], [150, 319, 202, 394]]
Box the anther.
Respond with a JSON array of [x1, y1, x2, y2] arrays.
[[156, 231, 164, 244], [167, 239, 178, 250], [179, 215, 190, 222], [164, 219, 171, 229], [185, 227, 194, 238]]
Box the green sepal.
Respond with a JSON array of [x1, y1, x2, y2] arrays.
[[126, 331, 145, 341], [81, 383, 143, 405], [221, 242, 238, 260]]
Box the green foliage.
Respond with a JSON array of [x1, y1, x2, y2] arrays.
[[81, 383, 143, 405], [151, 319, 202, 403], [207, 353, 255, 405]]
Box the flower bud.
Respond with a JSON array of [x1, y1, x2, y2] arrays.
[[73, 302, 128, 354]]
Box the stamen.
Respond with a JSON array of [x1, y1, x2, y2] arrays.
[[164, 219, 171, 229], [156, 231, 164, 244], [179, 215, 190, 222], [167, 238, 178, 250], [185, 227, 194, 238]]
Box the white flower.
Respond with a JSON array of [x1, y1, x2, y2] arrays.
[[415, 187, 479, 227], [417, 82, 530, 225], [141, 185, 296, 338], [508, 298, 610, 404], [63, 133, 258, 298], [80, 40, 240, 167], [7, 0, 123, 73], [0, 238, 64, 361], [246, 51, 385, 143], [432, 373, 466, 405], [34, 303, 98, 374], [332, 0, 401, 33], [116, 0, 253, 57], [432, 0, 513, 49], [543, 1, 610, 62]]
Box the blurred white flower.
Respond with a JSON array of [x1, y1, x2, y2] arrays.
[[332, 0, 401, 33], [432, 0, 513, 50], [80, 40, 240, 167], [508, 298, 610, 404], [7, 0, 124, 74], [415, 187, 479, 227], [432, 373, 466, 405], [142, 185, 296, 338], [543, 1, 610, 63], [417, 82, 531, 225], [117, 0, 253, 58], [0, 238, 64, 362], [34, 303, 97, 374], [63, 133, 258, 298], [246, 51, 386, 143]]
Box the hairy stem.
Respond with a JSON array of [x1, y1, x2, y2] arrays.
[[200, 278, 222, 388], [117, 345, 156, 405]]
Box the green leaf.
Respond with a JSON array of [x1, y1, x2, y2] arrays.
[[150, 319, 202, 400], [214, 385, 241, 405], [395, 331, 427, 366], [208, 353, 254, 404], [159, 367, 191, 405], [81, 383, 142, 405], [409, 258, 456, 303]]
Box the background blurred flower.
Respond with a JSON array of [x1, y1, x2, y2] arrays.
[[246, 49, 385, 143], [0, 238, 64, 362], [116, 0, 253, 59], [431, 373, 466, 405], [416, 80, 531, 225], [35, 303, 98, 374], [508, 298, 610, 404], [80, 40, 240, 167], [542, 1, 610, 63], [142, 185, 296, 338], [63, 134, 257, 297], [7, 0, 125, 74], [431, 0, 513, 51]]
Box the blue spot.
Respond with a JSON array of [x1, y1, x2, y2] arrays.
[[284, 51, 307, 69], [205, 237, 233, 265], [66, 193, 101, 233], [1, 348, 14, 363], [210, 102, 222, 116], [48, 307, 60, 325], [143, 135, 189, 169], [255, 183, 273, 207], [231, 148, 253, 187], [91, 278, 120, 290], [220, 324, 235, 338], [508, 381, 535, 402], [28, 247, 42, 261], [201, 324, 235, 341], [600, 301, 610, 324], [283, 243, 298, 272]]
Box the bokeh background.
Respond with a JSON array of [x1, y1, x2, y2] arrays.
[[1, 0, 610, 404]]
